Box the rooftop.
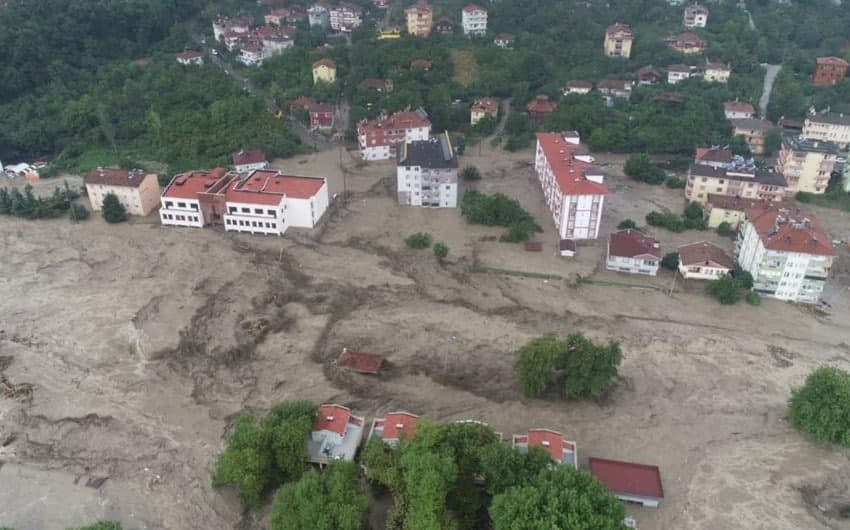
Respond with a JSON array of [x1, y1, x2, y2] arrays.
[[162, 168, 230, 200], [513, 428, 577, 466], [816, 56, 849, 67], [606, 22, 633, 37], [462, 3, 485, 12], [358, 109, 431, 136], [745, 207, 834, 256], [806, 112, 850, 126], [226, 170, 325, 205], [724, 101, 755, 114], [729, 118, 775, 132], [471, 97, 499, 114], [86, 168, 152, 188], [232, 149, 266, 166], [177, 50, 203, 60], [337, 349, 385, 374], [313, 58, 336, 69], [597, 79, 631, 90], [372, 412, 419, 442], [398, 132, 457, 169], [782, 135, 840, 154], [706, 194, 777, 212], [608, 229, 662, 259], [526, 94, 557, 113], [695, 147, 733, 163], [678, 241, 735, 269], [313, 404, 353, 435], [589, 458, 665, 499], [690, 164, 787, 187], [565, 79, 593, 88], [307, 404, 365, 463], [536, 132, 609, 196]]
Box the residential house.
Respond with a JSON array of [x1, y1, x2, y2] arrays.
[[470, 97, 498, 126], [309, 103, 335, 130], [737, 206, 834, 303], [802, 111, 850, 149], [261, 30, 295, 56], [238, 41, 264, 66], [667, 64, 697, 84], [779, 117, 804, 135], [534, 132, 608, 241], [683, 3, 708, 28], [813, 56, 848, 86], [232, 149, 268, 172], [85, 168, 161, 216], [589, 458, 664, 508], [264, 8, 291, 26], [729, 118, 774, 155], [396, 132, 458, 208], [775, 136, 839, 194], [357, 109, 432, 160], [704, 62, 731, 83], [373, 0, 390, 7], [512, 429, 577, 468], [666, 32, 705, 54], [526, 95, 557, 126], [724, 101, 755, 120], [597, 79, 632, 99], [307, 5, 330, 29], [435, 16, 455, 34], [405, 0, 433, 37], [306, 404, 366, 465], [563, 80, 593, 95], [636, 66, 662, 86], [312, 58, 337, 84], [176, 51, 204, 65], [493, 32, 514, 48], [359, 77, 394, 92], [606, 229, 662, 276], [377, 26, 402, 39], [3, 162, 39, 181], [329, 3, 363, 32], [655, 91, 685, 105], [213, 16, 252, 41], [223, 30, 249, 51], [604, 23, 633, 58], [685, 161, 787, 204], [694, 147, 734, 168], [461, 4, 487, 37], [704, 194, 777, 229], [677, 241, 734, 280], [369, 412, 419, 447]]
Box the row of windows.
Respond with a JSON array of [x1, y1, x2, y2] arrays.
[[226, 218, 277, 229], [164, 201, 198, 210], [228, 206, 279, 217], [164, 214, 199, 222]]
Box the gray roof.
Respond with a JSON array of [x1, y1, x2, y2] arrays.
[[806, 112, 850, 127], [783, 135, 841, 154], [689, 164, 787, 187], [398, 134, 458, 169], [729, 118, 775, 132]]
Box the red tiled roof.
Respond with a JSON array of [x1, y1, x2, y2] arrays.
[[313, 58, 336, 69], [745, 206, 834, 256], [337, 349, 385, 374], [706, 194, 777, 212], [177, 50, 203, 60], [589, 457, 664, 499], [290, 96, 317, 110], [472, 97, 498, 115], [378, 412, 419, 440], [494, 33, 514, 41], [86, 168, 152, 188], [559, 239, 577, 252], [536, 133, 609, 196], [162, 168, 229, 200], [817, 56, 849, 67], [357, 111, 431, 136], [678, 241, 734, 269], [606, 22, 632, 37], [597, 79, 631, 90], [695, 148, 733, 163], [359, 78, 390, 90], [462, 3, 485, 12], [668, 32, 704, 47], [225, 172, 286, 206], [314, 404, 351, 435], [608, 229, 662, 259], [526, 428, 574, 462], [724, 101, 755, 114], [566, 80, 592, 89], [526, 95, 557, 113], [275, 175, 325, 199], [232, 149, 266, 166]]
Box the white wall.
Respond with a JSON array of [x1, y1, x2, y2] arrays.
[[223, 200, 287, 235], [234, 161, 268, 173], [284, 180, 329, 228], [678, 264, 730, 280], [559, 194, 604, 240], [160, 197, 204, 228]]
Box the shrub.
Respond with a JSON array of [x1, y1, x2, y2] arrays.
[[646, 210, 685, 232], [617, 219, 637, 230], [682, 201, 707, 230], [796, 191, 813, 203], [433, 241, 449, 260], [461, 165, 482, 181], [788, 367, 850, 447], [157, 173, 172, 187], [69, 203, 90, 221], [101, 193, 127, 223], [405, 232, 433, 249], [745, 291, 761, 305], [705, 274, 744, 305], [717, 221, 733, 236], [664, 175, 686, 188], [461, 191, 541, 243], [661, 252, 679, 270], [624, 154, 666, 185]]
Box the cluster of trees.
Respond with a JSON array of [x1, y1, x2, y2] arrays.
[[788, 366, 850, 448], [646, 202, 706, 232], [515, 333, 622, 399], [624, 154, 667, 185], [404, 232, 449, 260], [0, 183, 83, 220], [704, 267, 756, 305], [460, 191, 541, 242]]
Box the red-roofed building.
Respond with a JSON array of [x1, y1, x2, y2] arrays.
[[512, 428, 577, 467], [470, 97, 498, 125], [563, 80, 593, 95], [493, 32, 514, 48], [678, 241, 734, 280], [813, 57, 848, 86], [232, 149, 268, 172], [337, 348, 385, 374], [308, 404, 366, 464], [666, 32, 705, 54], [160, 168, 234, 228], [357, 109, 432, 160], [265, 8, 291, 26], [604, 23, 633, 58], [534, 132, 608, 242], [176, 50, 204, 65], [526, 95, 557, 126], [723, 101, 755, 120], [86, 168, 161, 216], [737, 206, 834, 303], [606, 229, 662, 276], [694, 146, 733, 168], [589, 458, 664, 507], [370, 412, 419, 446]]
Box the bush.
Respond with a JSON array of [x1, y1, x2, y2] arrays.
[[624, 153, 666, 185], [433, 241, 449, 260], [405, 232, 433, 249], [665, 175, 686, 189], [157, 173, 172, 187], [101, 192, 127, 223], [705, 274, 744, 305], [745, 291, 761, 305], [661, 252, 679, 270], [460, 165, 482, 181], [617, 219, 637, 230], [461, 191, 541, 243], [682, 201, 707, 230], [717, 221, 733, 236], [796, 191, 813, 203], [69, 203, 90, 221], [788, 367, 850, 447], [732, 266, 754, 289], [646, 210, 685, 232]]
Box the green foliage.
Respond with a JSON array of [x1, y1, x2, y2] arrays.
[[795, 191, 813, 203], [788, 367, 850, 447], [646, 210, 685, 232], [269, 461, 367, 530], [745, 291, 761, 306], [515, 335, 565, 398], [479, 443, 552, 497], [732, 266, 754, 290], [461, 191, 541, 243], [0, 182, 80, 220], [460, 166, 481, 181], [661, 252, 680, 271], [617, 219, 637, 230], [717, 221, 733, 236], [665, 175, 686, 189], [433, 242, 449, 260], [683, 201, 707, 230], [212, 401, 316, 507], [69, 204, 90, 222], [763, 128, 783, 156], [705, 274, 745, 305], [66, 523, 122, 530], [405, 232, 433, 249], [101, 193, 127, 224], [624, 154, 666, 185]]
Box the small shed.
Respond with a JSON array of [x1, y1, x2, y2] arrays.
[[588, 457, 664, 508], [524, 240, 543, 252], [336, 348, 385, 375], [559, 239, 576, 257]]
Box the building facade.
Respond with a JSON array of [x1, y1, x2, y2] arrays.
[[461, 4, 487, 36], [307, 5, 330, 29], [85, 168, 161, 216], [667, 64, 696, 84], [357, 109, 432, 160], [312, 58, 336, 84], [704, 194, 775, 229], [604, 23, 633, 58], [513, 429, 577, 468], [802, 112, 850, 149], [775, 136, 839, 194], [683, 3, 708, 28], [704, 63, 730, 83], [813, 57, 848, 86], [723, 101, 755, 120], [329, 4, 362, 32], [470, 97, 498, 125], [666, 32, 705, 54], [176, 51, 204, 65], [232, 149, 268, 172], [396, 132, 458, 208], [677, 241, 734, 280], [606, 229, 662, 276], [729, 118, 774, 155], [685, 162, 787, 204], [405, 1, 433, 37]]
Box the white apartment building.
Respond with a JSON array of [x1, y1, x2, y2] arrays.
[[737, 207, 834, 303], [461, 4, 487, 36], [396, 132, 458, 208], [534, 132, 608, 241], [802, 112, 850, 149], [357, 109, 431, 161], [329, 3, 363, 32]]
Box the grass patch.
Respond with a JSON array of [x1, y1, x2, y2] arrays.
[[450, 49, 478, 87]]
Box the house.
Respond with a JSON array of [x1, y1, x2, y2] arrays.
[[534, 132, 608, 241], [470, 97, 498, 126], [336, 348, 385, 374], [405, 0, 433, 37], [264, 8, 291, 26], [238, 41, 265, 66], [729, 118, 775, 155], [704, 62, 731, 83], [683, 3, 708, 28], [737, 206, 834, 303], [655, 91, 684, 105], [813, 56, 848, 86], [411, 59, 432, 71], [694, 147, 734, 168], [667, 64, 697, 84], [176, 50, 204, 65], [563, 80, 593, 95], [261, 32, 295, 56], [159, 168, 232, 228], [779, 117, 804, 135], [213, 16, 252, 41], [306, 404, 366, 465], [223, 30, 249, 51], [3, 162, 39, 181], [493, 32, 514, 48], [597, 79, 632, 99], [329, 3, 362, 32], [559, 239, 577, 257], [377, 26, 402, 39], [666, 32, 705, 54], [526, 95, 557, 126], [309, 103, 335, 130], [512, 429, 577, 468], [636, 66, 662, 86], [461, 4, 487, 37], [85, 168, 160, 216], [606, 229, 662, 276], [373, 0, 390, 7], [704, 194, 777, 229], [724, 101, 755, 120], [307, 5, 330, 29], [802, 111, 850, 149], [677, 241, 734, 280], [232, 149, 268, 172], [604, 23, 633, 58], [396, 132, 458, 208], [775, 136, 839, 194], [435, 16, 455, 34], [357, 109, 432, 160], [359, 78, 394, 92], [312, 58, 336, 84], [685, 161, 787, 204], [589, 458, 664, 508], [369, 412, 419, 446]]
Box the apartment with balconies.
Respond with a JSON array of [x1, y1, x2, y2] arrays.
[[604, 23, 633, 58], [775, 136, 839, 194], [461, 4, 487, 36], [405, 0, 433, 37], [396, 131, 458, 208], [802, 112, 850, 149], [685, 159, 787, 204]]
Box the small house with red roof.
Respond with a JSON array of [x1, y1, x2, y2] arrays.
[[813, 56, 848, 86], [370, 412, 419, 446], [470, 97, 498, 125], [606, 229, 662, 276], [176, 50, 204, 66], [232, 149, 268, 172], [666, 32, 705, 54], [526, 95, 557, 126], [723, 101, 755, 120], [512, 428, 577, 468], [307, 404, 366, 465], [677, 241, 734, 280], [563, 80, 593, 95], [589, 457, 664, 508]]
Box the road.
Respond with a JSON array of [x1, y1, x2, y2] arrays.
[[759, 64, 782, 119], [492, 97, 512, 136]]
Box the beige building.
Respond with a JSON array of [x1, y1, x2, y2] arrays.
[[312, 58, 336, 84], [730, 118, 774, 155], [604, 23, 633, 58], [85, 168, 161, 216], [685, 163, 787, 205], [704, 194, 776, 229], [405, 0, 433, 37], [802, 112, 850, 149], [775, 136, 839, 194], [470, 97, 498, 125], [704, 62, 730, 83]]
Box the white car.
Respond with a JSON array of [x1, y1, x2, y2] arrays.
[[211, 49, 218, 56]]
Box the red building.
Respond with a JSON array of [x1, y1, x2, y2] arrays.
[[813, 56, 849, 86], [525, 94, 557, 126]]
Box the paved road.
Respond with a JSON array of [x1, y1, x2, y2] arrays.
[[759, 64, 782, 119], [492, 97, 512, 136]]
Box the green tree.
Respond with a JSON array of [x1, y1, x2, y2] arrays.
[[717, 221, 733, 236], [405, 232, 432, 249], [101, 193, 127, 223], [557, 333, 622, 399], [624, 154, 665, 185], [69, 204, 90, 222], [433, 242, 449, 261], [515, 334, 565, 398], [661, 252, 679, 270], [617, 219, 637, 230], [705, 274, 744, 305], [480, 443, 552, 497], [460, 166, 481, 181], [788, 367, 850, 447], [763, 128, 782, 156]]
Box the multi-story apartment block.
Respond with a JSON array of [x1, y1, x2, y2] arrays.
[[775, 136, 839, 194], [329, 3, 363, 32], [729, 118, 774, 155], [307, 5, 330, 30], [461, 4, 487, 37], [357, 109, 432, 160], [86, 168, 161, 216], [534, 132, 608, 241], [704, 194, 776, 229], [802, 112, 850, 149], [405, 0, 433, 37], [604, 23, 633, 58], [813, 56, 848, 86], [685, 159, 787, 204], [737, 207, 834, 303], [396, 132, 458, 208], [606, 229, 662, 276], [683, 3, 708, 28]]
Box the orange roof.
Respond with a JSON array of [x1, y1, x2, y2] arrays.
[[605, 22, 632, 37], [589, 458, 664, 499], [377, 412, 419, 440], [817, 56, 849, 67], [536, 133, 608, 196], [177, 50, 203, 60], [608, 229, 662, 259], [313, 58, 336, 69], [162, 168, 229, 200], [527, 428, 574, 462], [337, 349, 385, 374], [745, 207, 834, 256], [526, 94, 557, 114], [724, 101, 755, 114], [678, 241, 734, 269], [232, 149, 266, 166], [314, 404, 351, 435], [357, 111, 431, 135], [274, 175, 325, 199], [471, 97, 498, 115]]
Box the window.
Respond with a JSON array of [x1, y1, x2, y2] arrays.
[[255, 208, 263, 214], [267, 209, 276, 217], [178, 202, 186, 208], [242, 207, 250, 213], [165, 201, 174, 208], [191, 203, 198, 210], [229, 207, 236, 214]]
